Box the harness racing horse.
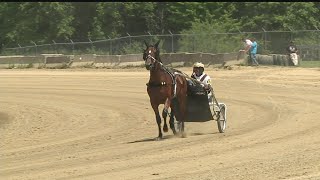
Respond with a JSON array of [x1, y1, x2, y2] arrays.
[[143, 40, 188, 140]]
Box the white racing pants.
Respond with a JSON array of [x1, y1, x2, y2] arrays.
[[290, 53, 298, 66]]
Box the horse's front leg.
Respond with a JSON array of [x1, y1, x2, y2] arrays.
[[151, 103, 162, 140], [162, 98, 172, 133]]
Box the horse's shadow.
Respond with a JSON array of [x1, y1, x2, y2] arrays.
[[189, 132, 219, 136], [126, 132, 219, 144], [127, 135, 177, 144]]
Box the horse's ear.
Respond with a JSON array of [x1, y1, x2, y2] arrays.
[[144, 40, 149, 47], [155, 40, 160, 48]]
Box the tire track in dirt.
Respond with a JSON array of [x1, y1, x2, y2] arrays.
[[1, 75, 151, 179]]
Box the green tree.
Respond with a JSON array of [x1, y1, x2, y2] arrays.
[[94, 2, 124, 38], [0, 3, 21, 47], [1, 2, 74, 45], [1, 2, 320, 54], [71, 2, 97, 41], [230, 2, 319, 31]]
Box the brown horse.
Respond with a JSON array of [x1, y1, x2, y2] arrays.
[[143, 40, 188, 140]]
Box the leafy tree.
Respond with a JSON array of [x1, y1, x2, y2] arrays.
[[284, 2, 320, 30], [0, 3, 21, 47], [93, 2, 124, 38], [165, 2, 204, 33], [1, 2, 320, 55], [1, 2, 74, 45], [71, 2, 98, 41], [230, 2, 319, 31]]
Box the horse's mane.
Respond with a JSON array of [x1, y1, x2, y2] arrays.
[[152, 45, 161, 62]]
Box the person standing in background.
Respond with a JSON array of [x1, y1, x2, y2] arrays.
[[240, 38, 252, 53], [287, 41, 298, 66], [250, 38, 259, 66], [239, 38, 253, 65]]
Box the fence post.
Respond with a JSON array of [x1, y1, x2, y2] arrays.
[[52, 40, 58, 54], [89, 38, 93, 53], [70, 39, 74, 55], [127, 33, 131, 47], [192, 31, 195, 53], [315, 26, 320, 60], [262, 28, 266, 52], [147, 32, 152, 43], [237, 28, 242, 34], [17, 44, 21, 55], [31, 41, 37, 56], [108, 36, 112, 55], [237, 28, 242, 49], [288, 27, 294, 41], [168, 30, 173, 53]]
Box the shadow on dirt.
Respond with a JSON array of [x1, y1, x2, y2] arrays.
[[188, 132, 220, 136], [127, 132, 220, 144], [126, 134, 180, 144]]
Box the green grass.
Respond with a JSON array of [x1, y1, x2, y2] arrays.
[[300, 60, 320, 68]]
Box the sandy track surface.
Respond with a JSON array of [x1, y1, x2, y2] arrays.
[[1, 66, 320, 180]]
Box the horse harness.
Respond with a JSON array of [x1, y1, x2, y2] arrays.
[[191, 74, 208, 83], [145, 54, 178, 98]]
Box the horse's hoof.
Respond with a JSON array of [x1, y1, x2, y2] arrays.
[[181, 132, 187, 138], [174, 131, 181, 136], [163, 126, 168, 132], [155, 137, 163, 141]]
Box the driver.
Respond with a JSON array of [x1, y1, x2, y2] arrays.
[[191, 62, 213, 104]]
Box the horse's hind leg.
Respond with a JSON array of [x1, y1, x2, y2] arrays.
[[162, 109, 169, 133], [175, 95, 186, 138], [169, 108, 177, 135], [179, 100, 187, 138]]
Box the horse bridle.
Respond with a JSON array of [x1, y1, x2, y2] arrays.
[[144, 48, 178, 97], [144, 50, 163, 70]]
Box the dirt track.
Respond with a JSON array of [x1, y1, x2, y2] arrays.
[[1, 66, 320, 180]]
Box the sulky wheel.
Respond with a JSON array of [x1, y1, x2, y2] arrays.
[[216, 103, 227, 133], [175, 120, 184, 134]]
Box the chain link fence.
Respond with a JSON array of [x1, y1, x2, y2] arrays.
[[2, 30, 320, 61]]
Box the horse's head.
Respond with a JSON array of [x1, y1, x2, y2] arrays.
[[143, 40, 161, 70]]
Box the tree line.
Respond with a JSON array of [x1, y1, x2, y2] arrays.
[[1, 2, 319, 49]]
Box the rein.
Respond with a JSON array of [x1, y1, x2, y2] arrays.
[[174, 71, 208, 87], [147, 54, 162, 65], [146, 54, 177, 97], [146, 53, 208, 88]]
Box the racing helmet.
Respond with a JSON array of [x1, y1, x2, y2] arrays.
[[193, 62, 204, 75], [193, 62, 204, 68]]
